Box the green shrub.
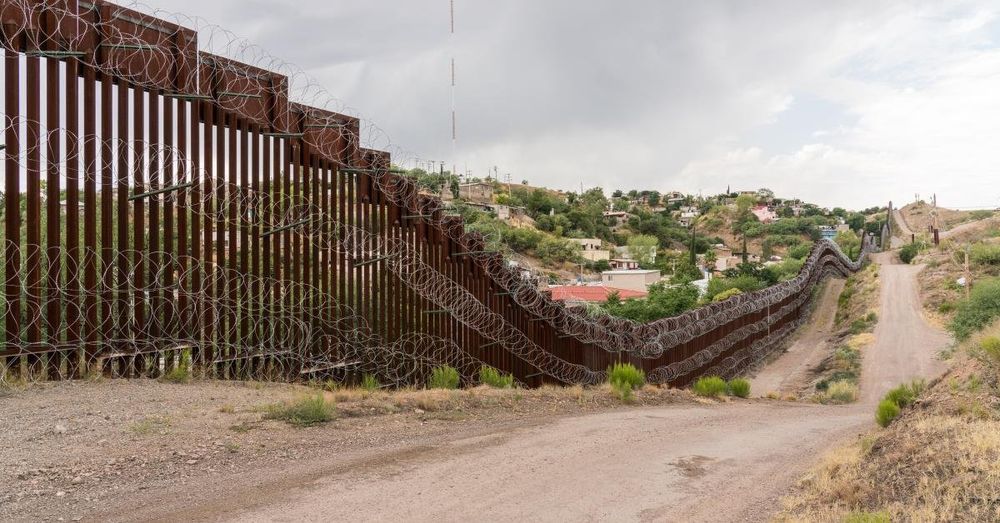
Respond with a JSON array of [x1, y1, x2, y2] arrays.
[[820, 380, 858, 404], [727, 378, 751, 398], [970, 210, 994, 221], [265, 394, 336, 427], [161, 364, 191, 384], [788, 243, 812, 260], [937, 302, 956, 314], [884, 380, 925, 408], [360, 373, 380, 392], [899, 242, 923, 264], [692, 376, 727, 398], [976, 336, 1000, 368], [428, 365, 461, 389], [950, 278, 1000, 340], [875, 398, 901, 427], [160, 350, 192, 383], [479, 365, 515, 388], [608, 362, 645, 400], [712, 287, 743, 303], [970, 243, 1000, 266]]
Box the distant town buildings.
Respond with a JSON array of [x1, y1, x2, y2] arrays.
[[608, 258, 640, 271], [751, 205, 778, 224], [600, 269, 661, 292], [570, 238, 611, 262], [458, 181, 493, 203]]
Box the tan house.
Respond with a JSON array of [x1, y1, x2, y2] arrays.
[[609, 258, 640, 270], [600, 269, 661, 292], [570, 238, 610, 262], [458, 181, 494, 203]]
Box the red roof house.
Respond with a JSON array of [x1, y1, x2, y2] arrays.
[[549, 286, 647, 303]]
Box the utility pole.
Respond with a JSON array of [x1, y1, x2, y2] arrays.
[[932, 193, 940, 246], [689, 220, 697, 266]]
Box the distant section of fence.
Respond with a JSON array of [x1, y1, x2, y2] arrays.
[[0, 0, 875, 388]]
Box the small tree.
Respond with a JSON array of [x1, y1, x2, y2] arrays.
[[627, 234, 659, 267]]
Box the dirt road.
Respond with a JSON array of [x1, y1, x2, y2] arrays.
[[123, 253, 947, 523], [860, 252, 949, 403], [750, 278, 845, 396]]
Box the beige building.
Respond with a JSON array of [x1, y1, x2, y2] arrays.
[[570, 238, 610, 262], [458, 181, 494, 203], [601, 269, 661, 292]]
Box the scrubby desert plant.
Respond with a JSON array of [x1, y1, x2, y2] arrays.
[[727, 378, 751, 398], [360, 373, 380, 392], [265, 394, 336, 427], [950, 278, 1000, 340], [819, 380, 858, 404], [899, 242, 923, 264], [479, 365, 515, 389], [883, 380, 925, 409], [428, 365, 460, 390], [875, 398, 901, 427], [975, 336, 1000, 369], [160, 364, 191, 384], [607, 362, 645, 400], [971, 243, 1000, 266], [692, 376, 727, 398]]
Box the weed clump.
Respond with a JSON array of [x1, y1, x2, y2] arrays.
[[727, 378, 751, 398], [818, 380, 858, 404], [265, 394, 336, 427], [607, 362, 645, 400], [899, 242, 924, 264], [975, 336, 1000, 370], [479, 365, 515, 389], [875, 379, 925, 427], [883, 380, 925, 409], [428, 365, 460, 390], [692, 376, 727, 398], [949, 278, 1000, 340], [875, 398, 901, 427], [361, 373, 380, 392], [160, 364, 191, 384]]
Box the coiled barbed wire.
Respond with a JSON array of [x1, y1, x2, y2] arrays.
[[0, 0, 875, 388]]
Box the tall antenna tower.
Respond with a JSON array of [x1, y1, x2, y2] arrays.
[[450, 0, 457, 176]]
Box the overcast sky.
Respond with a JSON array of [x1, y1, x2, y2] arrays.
[[139, 0, 1000, 210]]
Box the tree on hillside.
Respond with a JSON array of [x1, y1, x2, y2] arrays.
[[736, 193, 756, 212], [834, 230, 861, 259], [627, 234, 659, 267]]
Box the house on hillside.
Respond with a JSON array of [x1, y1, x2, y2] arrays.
[[751, 205, 778, 224], [818, 225, 838, 241], [608, 258, 640, 270], [600, 269, 661, 292], [458, 181, 493, 203], [603, 210, 635, 232], [677, 205, 700, 227], [569, 238, 610, 262], [549, 285, 647, 304], [664, 191, 685, 205]]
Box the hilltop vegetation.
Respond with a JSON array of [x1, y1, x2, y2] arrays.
[[397, 170, 882, 322]]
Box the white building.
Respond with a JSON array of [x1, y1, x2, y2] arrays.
[[569, 238, 610, 262], [600, 269, 661, 292]]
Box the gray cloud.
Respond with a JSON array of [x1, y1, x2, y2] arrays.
[[139, 0, 1000, 209]]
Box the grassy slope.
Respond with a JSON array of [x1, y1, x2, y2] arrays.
[[777, 323, 1000, 522]]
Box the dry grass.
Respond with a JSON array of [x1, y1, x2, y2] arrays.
[[779, 413, 1000, 522], [779, 321, 1000, 522], [320, 382, 693, 418]]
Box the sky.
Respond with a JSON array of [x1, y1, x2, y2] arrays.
[[136, 0, 1000, 210]]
